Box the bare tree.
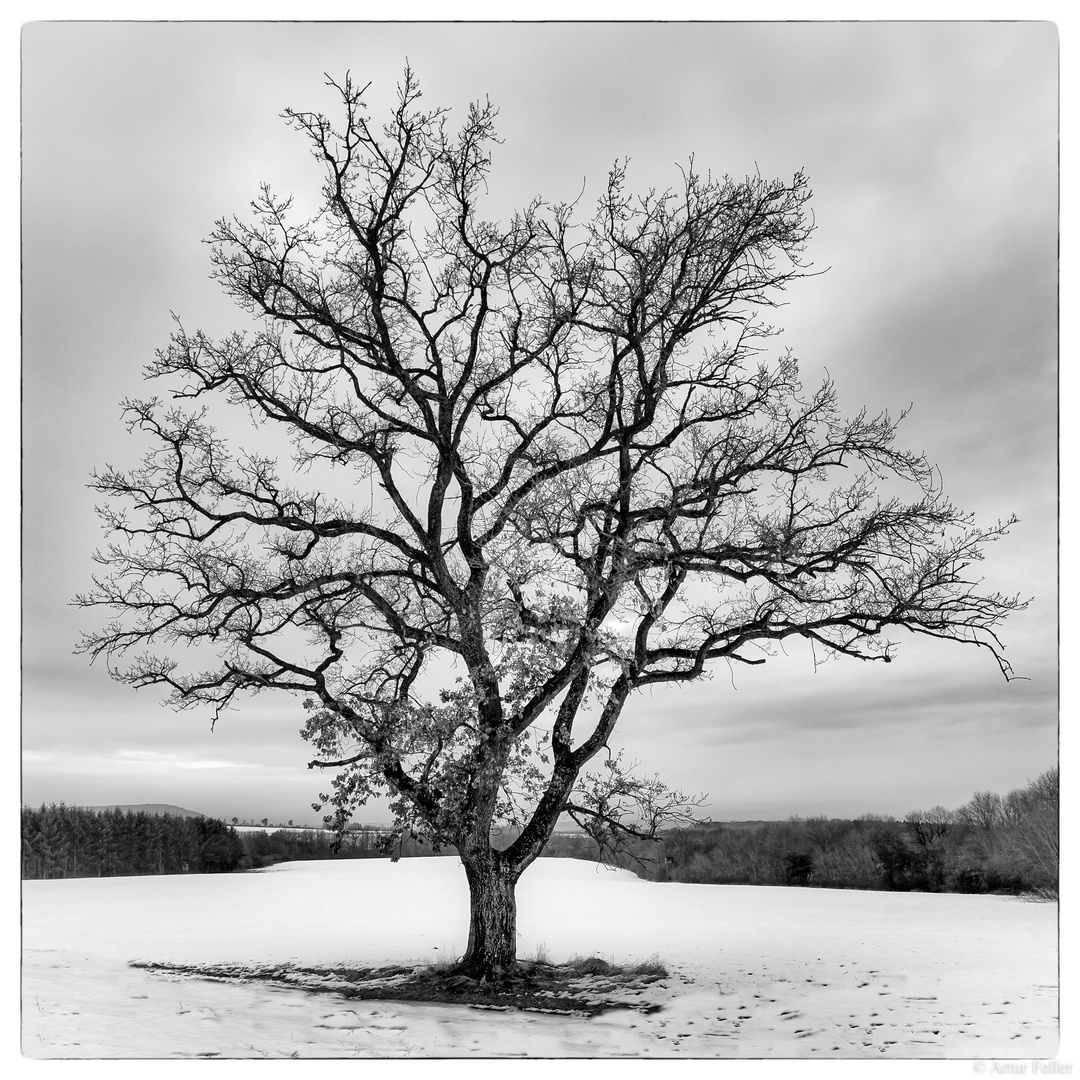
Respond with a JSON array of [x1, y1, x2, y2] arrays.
[[904, 806, 956, 851], [999, 768, 1058, 890], [77, 70, 1024, 981], [958, 790, 1005, 833]]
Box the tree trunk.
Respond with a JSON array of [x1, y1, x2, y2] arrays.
[[457, 852, 521, 982]]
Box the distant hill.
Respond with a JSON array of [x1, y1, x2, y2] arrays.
[[80, 803, 205, 819]]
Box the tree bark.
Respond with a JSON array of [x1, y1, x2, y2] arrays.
[[457, 851, 522, 981]]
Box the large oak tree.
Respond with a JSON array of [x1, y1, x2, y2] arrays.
[[78, 70, 1023, 980]]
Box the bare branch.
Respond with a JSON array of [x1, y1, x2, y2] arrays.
[[78, 69, 1025, 961]]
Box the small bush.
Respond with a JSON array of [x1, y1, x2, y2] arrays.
[[567, 955, 615, 975], [625, 954, 668, 977], [528, 942, 551, 965], [783, 851, 814, 885], [565, 954, 667, 978]]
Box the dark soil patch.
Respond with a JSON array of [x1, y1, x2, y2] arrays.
[[130, 958, 669, 1016]]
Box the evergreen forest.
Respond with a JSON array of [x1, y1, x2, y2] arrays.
[[21, 805, 245, 879]]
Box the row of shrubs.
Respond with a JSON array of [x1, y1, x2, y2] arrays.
[[21, 804, 245, 879], [545, 767, 1058, 897], [238, 825, 454, 869]]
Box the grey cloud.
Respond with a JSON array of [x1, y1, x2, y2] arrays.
[[21, 22, 1057, 820]]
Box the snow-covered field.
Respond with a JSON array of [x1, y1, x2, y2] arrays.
[[22, 857, 1057, 1059]]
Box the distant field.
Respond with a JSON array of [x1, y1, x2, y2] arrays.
[[231, 825, 336, 834]]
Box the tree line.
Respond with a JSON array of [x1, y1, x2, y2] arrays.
[[545, 767, 1058, 897], [19, 804, 457, 879], [23, 765, 1055, 895], [21, 804, 245, 879]]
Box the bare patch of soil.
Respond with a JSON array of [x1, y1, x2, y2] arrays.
[[130, 958, 670, 1016]]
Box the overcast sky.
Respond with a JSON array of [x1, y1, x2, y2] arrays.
[[20, 22, 1058, 826]]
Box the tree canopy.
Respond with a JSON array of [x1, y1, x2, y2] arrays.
[[77, 69, 1023, 978]]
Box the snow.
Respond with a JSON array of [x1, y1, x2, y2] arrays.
[[21, 857, 1058, 1060]]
